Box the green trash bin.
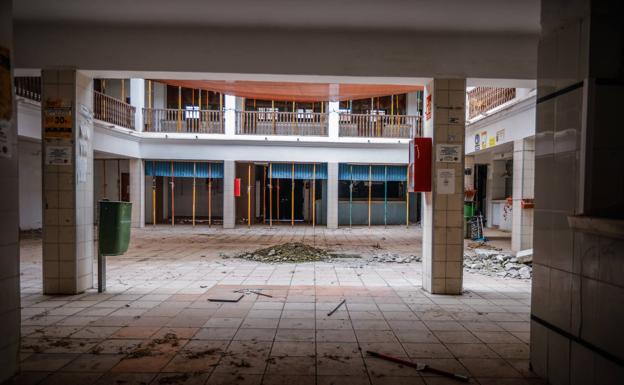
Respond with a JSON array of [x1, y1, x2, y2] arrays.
[[463, 203, 475, 239], [98, 200, 132, 292]]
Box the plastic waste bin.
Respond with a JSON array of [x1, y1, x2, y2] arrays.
[[98, 200, 132, 292]]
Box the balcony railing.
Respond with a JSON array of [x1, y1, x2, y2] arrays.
[[237, 111, 328, 136], [467, 87, 516, 119], [338, 114, 420, 138], [94, 91, 136, 130], [14, 76, 41, 102], [143, 108, 224, 133]]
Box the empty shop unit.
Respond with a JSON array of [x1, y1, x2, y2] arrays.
[[145, 161, 224, 226], [236, 162, 327, 226]]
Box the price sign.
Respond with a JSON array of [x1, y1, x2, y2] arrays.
[[44, 105, 73, 138]]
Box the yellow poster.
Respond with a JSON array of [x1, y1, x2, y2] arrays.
[[489, 136, 496, 147], [44, 99, 73, 139]]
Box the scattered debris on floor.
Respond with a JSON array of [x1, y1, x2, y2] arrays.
[[464, 248, 532, 279], [233, 242, 332, 263], [369, 252, 421, 264], [327, 299, 346, 316], [233, 288, 273, 298], [466, 241, 502, 251], [367, 350, 470, 382], [207, 293, 245, 303], [127, 333, 180, 359]]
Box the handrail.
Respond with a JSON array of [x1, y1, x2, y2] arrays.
[[93, 91, 136, 130], [14, 76, 41, 102], [143, 108, 224, 133], [338, 113, 421, 138], [467, 87, 516, 119], [236, 110, 328, 136]]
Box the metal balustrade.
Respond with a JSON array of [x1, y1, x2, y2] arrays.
[[143, 108, 224, 133], [94, 91, 136, 130], [236, 110, 328, 136], [338, 113, 421, 138], [14, 76, 41, 102], [467, 87, 516, 119]]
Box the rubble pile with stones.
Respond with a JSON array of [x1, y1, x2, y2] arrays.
[[463, 245, 532, 279]]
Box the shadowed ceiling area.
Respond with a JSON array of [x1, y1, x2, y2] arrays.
[[156, 80, 423, 102]]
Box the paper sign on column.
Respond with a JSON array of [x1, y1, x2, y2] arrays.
[[46, 145, 72, 165], [437, 168, 455, 194], [436, 144, 462, 162]]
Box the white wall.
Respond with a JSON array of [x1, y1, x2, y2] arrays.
[[18, 140, 42, 230], [465, 96, 536, 155]]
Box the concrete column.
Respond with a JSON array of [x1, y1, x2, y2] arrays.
[[0, 0, 21, 379], [41, 69, 95, 294], [326, 162, 339, 229], [224, 95, 236, 136], [129, 159, 145, 228], [406, 91, 421, 116], [328, 101, 340, 138], [130, 78, 145, 132], [421, 79, 466, 295], [222, 160, 235, 228], [511, 138, 534, 251]]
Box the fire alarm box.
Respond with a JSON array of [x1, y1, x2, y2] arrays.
[[409, 137, 432, 192], [234, 178, 241, 197]]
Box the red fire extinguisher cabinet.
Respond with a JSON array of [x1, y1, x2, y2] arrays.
[[409, 138, 432, 192]]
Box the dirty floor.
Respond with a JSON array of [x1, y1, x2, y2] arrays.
[[14, 226, 538, 385]]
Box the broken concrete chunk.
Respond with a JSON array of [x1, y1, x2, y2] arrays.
[[515, 249, 533, 264]]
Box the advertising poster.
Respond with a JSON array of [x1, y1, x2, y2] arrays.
[[44, 100, 73, 139]]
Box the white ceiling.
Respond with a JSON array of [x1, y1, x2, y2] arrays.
[[13, 0, 540, 34]]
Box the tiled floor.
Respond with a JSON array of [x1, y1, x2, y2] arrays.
[[14, 226, 538, 385]]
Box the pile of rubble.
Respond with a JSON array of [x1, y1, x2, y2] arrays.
[[369, 252, 421, 264], [233, 242, 332, 263], [463, 247, 532, 279]]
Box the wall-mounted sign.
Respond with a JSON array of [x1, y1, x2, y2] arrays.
[[425, 94, 432, 121], [437, 168, 455, 194], [45, 144, 72, 165], [436, 144, 462, 163], [496, 129, 505, 143], [474, 133, 480, 151], [44, 100, 73, 139], [489, 136, 496, 147], [480, 131, 487, 149]]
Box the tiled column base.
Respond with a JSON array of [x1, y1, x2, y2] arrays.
[[421, 79, 466, 295], [42, 69, 94, 294]]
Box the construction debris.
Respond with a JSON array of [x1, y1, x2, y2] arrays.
[[515, 249, 533, 264], [464, 248, 532, 279], [207, 293, 244, 303], [369, 253, 421, 264], [234, 242, 332, 263], [233, 289, 273, 298], [367, 350, 469, 382], [327, 299, 346, 316]]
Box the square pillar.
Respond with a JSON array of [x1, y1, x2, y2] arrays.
[[129, 78, 145, 132], [511, 138, 534, 251], [129, 159, 145, 228], [421, 79, 466, 295], [0, 0, 21, 379], [41, 69, 95, 294], [326, 162, 339, 228], [222, 160, 235, 228]]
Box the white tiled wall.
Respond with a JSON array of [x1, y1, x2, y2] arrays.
[[512, 138, 535, 251], [41, 70, 94, 294], [326, 163, 338, 229], [531, 1, 624, 383], [0, 1, 20, 380], [422, 79, 465, 295]]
